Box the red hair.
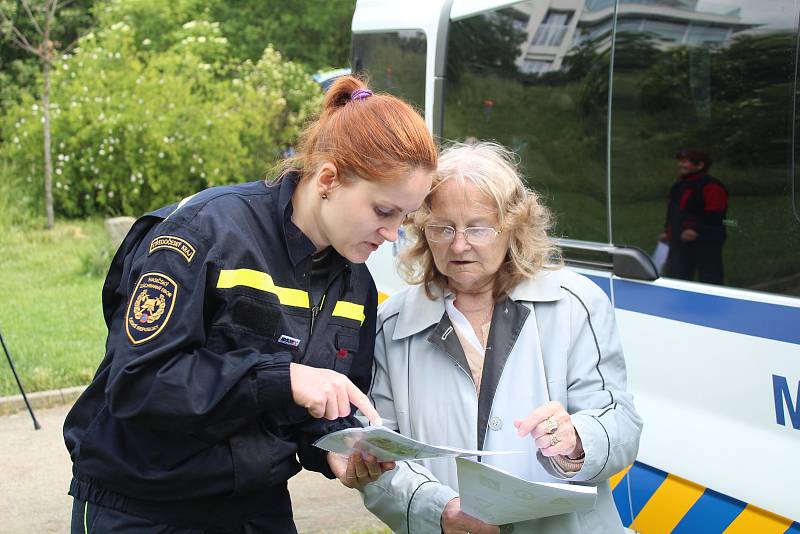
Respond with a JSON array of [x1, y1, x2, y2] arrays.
[[287, 75, 437, 182]]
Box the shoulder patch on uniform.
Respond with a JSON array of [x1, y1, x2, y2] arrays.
[[125, 272, 178, 345], [148, 235, 196, 263]]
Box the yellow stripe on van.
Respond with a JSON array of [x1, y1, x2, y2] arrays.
[[332, 300, 366, 325], [608, 464, 632, 491], [217, 269, 310, 308], [723, 504, 794, 534], [378, 291, 389, 304], [631, 474, 704, 533]]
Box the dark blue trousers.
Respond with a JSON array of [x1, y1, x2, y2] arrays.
[[70, 496, 298, 534]]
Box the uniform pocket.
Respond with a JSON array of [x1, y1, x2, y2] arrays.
[[333, 329, 359, 374], [228, 295, 282, 339], [333, 330, 360, 374]]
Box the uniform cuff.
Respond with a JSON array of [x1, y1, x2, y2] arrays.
[[254, 352, 293, 409]]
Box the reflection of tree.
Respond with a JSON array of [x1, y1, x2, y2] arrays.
[[352, 33, 426, 110], [710, 33, 794, 172], [639, 32, 795, 190], [561, 38, 602, 81], [612, 32, 661, 71], [558, 36, 611, 119], [447, 9, 527, 84]]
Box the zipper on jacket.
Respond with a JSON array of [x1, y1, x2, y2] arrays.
[[310, 294, 326, 336], [308, 263, 349, 339]]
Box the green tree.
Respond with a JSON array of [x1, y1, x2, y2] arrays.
[[1, 11, 322, 218], [209, 0, 355, 69], [0, 0, 94, 108], [0, 0, 95, 228]]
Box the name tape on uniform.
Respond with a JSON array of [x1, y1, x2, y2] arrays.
[[149, 235, 196, 263]]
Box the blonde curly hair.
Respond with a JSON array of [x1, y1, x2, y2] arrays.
[[399, 141, 562, 299]]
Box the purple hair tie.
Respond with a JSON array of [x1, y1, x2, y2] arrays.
[[351, 88, 373, 101]]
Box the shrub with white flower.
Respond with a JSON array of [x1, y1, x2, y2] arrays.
[[1, 2, 322, 218]]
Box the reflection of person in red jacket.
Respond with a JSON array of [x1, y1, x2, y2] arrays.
[[659, 149, 728, 284]]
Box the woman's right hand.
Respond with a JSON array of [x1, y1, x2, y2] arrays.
[[289, 363, 381, 424], [441, 497, 500, 534]]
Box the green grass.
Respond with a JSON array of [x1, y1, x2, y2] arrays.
[[0, 217, 109, 396]]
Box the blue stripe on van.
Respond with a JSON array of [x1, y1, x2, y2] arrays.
[[585, 274, 611, 298], [611, 473, 634, 526], [671, 487, 747, 534], [613, 279, 800, 344], [627, 463, 668, 518], [615, 461, 797, 531]]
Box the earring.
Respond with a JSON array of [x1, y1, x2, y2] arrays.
[[321, 192, 328, 200]]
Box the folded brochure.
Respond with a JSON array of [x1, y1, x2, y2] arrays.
[[313, 425, 523, 462], [457, 457, 597, 524]]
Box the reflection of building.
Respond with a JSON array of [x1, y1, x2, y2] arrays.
[[513, 0, 757, 74]]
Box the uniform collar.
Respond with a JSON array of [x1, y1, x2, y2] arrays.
[[276, 172, 318, 267], [391, 268, 565, 340]]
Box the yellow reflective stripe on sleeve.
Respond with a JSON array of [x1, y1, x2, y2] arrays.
[[217, 269, 310, 308], [332, 300, 366, 325]]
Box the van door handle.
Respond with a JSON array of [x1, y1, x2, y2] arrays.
[[554, 238, 659, 281]]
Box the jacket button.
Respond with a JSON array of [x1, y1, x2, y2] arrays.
[[489, 415, 502, 431]]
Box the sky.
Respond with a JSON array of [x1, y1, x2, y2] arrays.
[[696, 0, 797, 30]]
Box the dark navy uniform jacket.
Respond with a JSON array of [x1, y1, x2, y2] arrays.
[[63, 174, 376, 526]]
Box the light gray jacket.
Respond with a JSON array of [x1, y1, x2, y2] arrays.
[[361, 268, 642, 533]]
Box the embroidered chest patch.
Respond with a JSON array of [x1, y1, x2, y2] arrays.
[[125, 272, 178, 345], [148, 235, 196, 263]]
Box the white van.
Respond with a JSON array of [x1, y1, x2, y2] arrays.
[[355, 0, 800, 531]]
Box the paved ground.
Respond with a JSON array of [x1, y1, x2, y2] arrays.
[[0, 404, 388, 533]]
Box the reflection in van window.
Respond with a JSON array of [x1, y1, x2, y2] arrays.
[[351, 31, 427, 113], [441, 0, 800, 297], [443, 1, 610, 243], [609, 0, 800, 296]]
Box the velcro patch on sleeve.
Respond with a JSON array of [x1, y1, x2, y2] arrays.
[[125, 272, 178, 345], [148, 235, 196, 263]]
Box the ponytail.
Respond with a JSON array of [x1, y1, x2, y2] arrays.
[[281, 75, 436, 183]]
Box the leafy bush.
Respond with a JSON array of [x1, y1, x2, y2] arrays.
[[1, 8, 322, 218], [79, 236, 117, 278]]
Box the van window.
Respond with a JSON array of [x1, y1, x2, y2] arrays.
[[608, 0, 800, 296], [442, 0, 611, 242], [351, 31, 427, 113]]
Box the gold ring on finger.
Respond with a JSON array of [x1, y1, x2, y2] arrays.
[[550, 434, 560, 447], [545, 417, 559, 434]]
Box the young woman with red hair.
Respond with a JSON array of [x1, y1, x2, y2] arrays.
[[64, 76, 436, 533]]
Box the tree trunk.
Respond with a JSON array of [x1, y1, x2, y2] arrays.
[[43, 53, 54, 229]]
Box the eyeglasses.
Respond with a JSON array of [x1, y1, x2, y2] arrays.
[[424, 225, 502, 245]]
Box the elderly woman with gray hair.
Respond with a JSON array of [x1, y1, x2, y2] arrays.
[[359, 142, 642, 533]]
